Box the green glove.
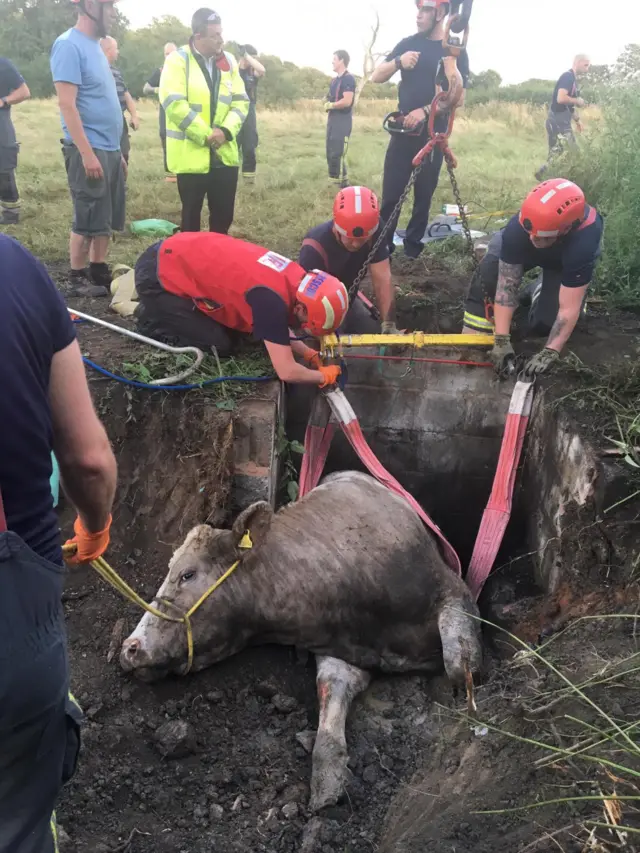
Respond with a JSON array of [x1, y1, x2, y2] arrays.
[[324, 101, 333, 112], [381, 321, 400, 335], [523, 347, 559, 378], [490, 334, 516, 374]]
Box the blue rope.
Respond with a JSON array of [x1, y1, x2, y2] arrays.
[[82, 357, 274, 391]]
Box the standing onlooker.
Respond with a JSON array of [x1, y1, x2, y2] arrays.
[[160, 8, 249, 234], [536, 55, 591, 181], [325, 50, 355, 187], [50, 0, 125, 297], [371, 0, 470, 259], [0, 57, 30, 225], [237, 44, 265, 181], [143, 42, 177, 182], [0, 232, 116, 853], [101, 36, 139, 165]]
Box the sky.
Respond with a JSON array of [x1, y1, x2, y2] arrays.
[[118, 0, 639, 84]]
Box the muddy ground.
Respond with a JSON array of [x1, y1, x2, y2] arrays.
[[51, 257, 640, 853]]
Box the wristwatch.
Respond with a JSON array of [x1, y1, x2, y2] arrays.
[[395, 57, 402, 72], [0, 97, 8, 109]]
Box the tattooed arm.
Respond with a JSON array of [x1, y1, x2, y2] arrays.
[[546, 284, 588, 352], [493, 261, 524, 336]]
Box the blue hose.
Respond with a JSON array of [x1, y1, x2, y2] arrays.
[[82, 357, 274, 391]]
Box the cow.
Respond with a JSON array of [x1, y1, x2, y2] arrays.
[[120, 471, 482, 811]]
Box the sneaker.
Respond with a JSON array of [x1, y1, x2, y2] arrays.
[[403, 241, 423, 259], [0, 208, 20, 226], [68, 269, 109, 298]]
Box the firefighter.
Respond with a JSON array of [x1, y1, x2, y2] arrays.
[[371, 0, 470, 258], [0, 56, 30, 225], [463, 179, 603, 377], [237, 44, 265, 181], [159, 8, 250, 233], [133, 232, 348, 387], [0, 233, 117, 852], [300, 185, 399, 333], [325, 50, 356, 186]]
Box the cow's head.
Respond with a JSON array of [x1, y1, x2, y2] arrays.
[[120, 502, 274, 680]]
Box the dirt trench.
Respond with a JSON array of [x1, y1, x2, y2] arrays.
[[56, 266, 640, 853]]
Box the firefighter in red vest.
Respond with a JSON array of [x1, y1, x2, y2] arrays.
[[133, 232, 349, 386], [463, 179, 603, 376]]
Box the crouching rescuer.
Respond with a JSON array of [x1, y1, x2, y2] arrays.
[[463, 179, 603, 377], [133, 232, 349, 387]]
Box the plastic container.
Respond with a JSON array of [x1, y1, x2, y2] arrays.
[[129, 219, 179, 238]]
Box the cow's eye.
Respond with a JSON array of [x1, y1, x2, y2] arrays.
[[180, 570, 196, 583]]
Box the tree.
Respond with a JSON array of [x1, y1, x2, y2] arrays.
[[469, 69, 502, 90], [0, 0, 128, 97], [614, 44, 640, 83]]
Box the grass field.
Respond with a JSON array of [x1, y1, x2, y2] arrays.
[[3, 97, 588, 269]]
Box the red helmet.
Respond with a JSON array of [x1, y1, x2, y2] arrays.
[[416, 0, 450, 8], [296, 270, 349, 336], [333, 186, 380, 240], [520, 179, 586, 238]]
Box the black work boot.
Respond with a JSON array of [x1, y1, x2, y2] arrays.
[[0, 207, 20, 225], [89, 261, 112, 291], [68, 268, 109, 298]]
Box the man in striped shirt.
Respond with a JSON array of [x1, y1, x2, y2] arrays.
[[101, 36, 139, 164]]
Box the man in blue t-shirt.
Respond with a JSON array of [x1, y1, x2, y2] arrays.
[[463, 179, 603, 377], [371, 0, 470, 259], [50, 0, 125, 297], [0, 234, 117, 852], [0, 57, 30, 225], [325, 50, 356, 186], [536, 55, 591, 181]]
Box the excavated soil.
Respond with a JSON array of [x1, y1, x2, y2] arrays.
[[53, 258, 640, 853]]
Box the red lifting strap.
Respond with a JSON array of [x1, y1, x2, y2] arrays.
[[466, 380, 535, 600]]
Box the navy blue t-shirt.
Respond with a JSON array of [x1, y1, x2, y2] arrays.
[[551, 70, 578, 115], [299, 220, 389, 287], [328, 72, 356, 113], [500, 207, 603, 287], [0, 236, 76, 564], [386, 35, 470, 115], [0, 57, 25, 104]]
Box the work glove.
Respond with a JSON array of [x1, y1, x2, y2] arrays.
[[490, 334, 516, 375], [64, 515, 112, 565], [523, 347, 560, 378], [324, 102, 333, 112], [302, 349, 323, 370], [381, 321, 400, 335], [318, 365, 341, 388]]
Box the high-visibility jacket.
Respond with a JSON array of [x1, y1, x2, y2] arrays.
[[158, 232, 304, 333], [159, 42, 249, 174]]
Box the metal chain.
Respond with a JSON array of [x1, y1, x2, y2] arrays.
[[445, 155, 477, 269], [347, 158, 428, 304]]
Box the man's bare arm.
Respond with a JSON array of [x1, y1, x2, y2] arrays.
[[4, 81, 30, 106], [54, 81, 93, 159], [493, 261, 524, 336], [330, 91, 355, 110], [546, 284, 588, 352]]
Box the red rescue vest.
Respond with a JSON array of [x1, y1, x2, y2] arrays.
[[157, 233, 304, 334]]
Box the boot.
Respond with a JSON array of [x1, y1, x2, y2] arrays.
[[89, 262, 113, 291], [0, 207, 19, 225], [68, 268, 109, 298]]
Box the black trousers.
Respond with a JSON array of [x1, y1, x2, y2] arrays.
[[177, 164, 239, 233], [238, 104, 259, 176], [0, 169, 19, 208], [326, 113, 352, 181], [160, 135, 169, 174], [0, 531, 82, 853], [380, 131, 444, 255]]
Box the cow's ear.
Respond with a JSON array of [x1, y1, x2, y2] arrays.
[[231, 502, 274, 551]]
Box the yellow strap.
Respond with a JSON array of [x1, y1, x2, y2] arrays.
[[321, 333, 494, 349], [62, 533, 253, 673]]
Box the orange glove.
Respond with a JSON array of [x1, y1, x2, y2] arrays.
[[64, 515, 112, 565], [303, 349, 323, 370], [318, 365, 341, 388]]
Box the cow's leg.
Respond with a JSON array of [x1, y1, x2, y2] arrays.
[[310, 655, 371, 812]]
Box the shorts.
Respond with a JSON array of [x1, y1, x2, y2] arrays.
[[62, 143, 125, 238]]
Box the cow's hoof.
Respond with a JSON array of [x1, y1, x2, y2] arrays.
[[310, 731, 350, 811]]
